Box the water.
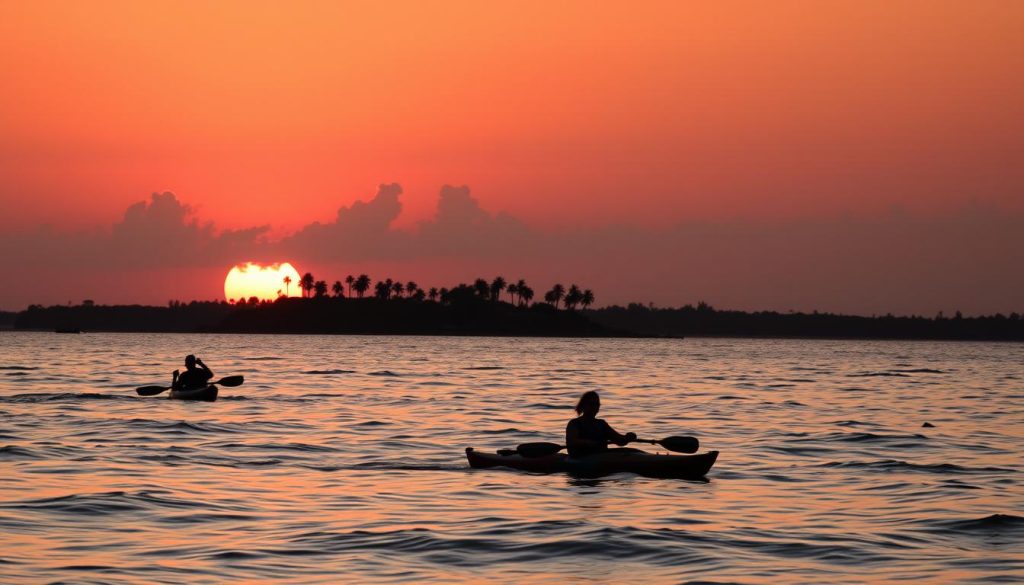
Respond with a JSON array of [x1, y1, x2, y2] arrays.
[[1, 333, 1021, 584]]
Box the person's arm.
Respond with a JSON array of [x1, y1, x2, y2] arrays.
[[171, 369, 181, 390], [604, 421, 637, 447], [196, 358, 214, 380]]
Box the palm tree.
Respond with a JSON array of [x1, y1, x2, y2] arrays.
[[300, 272, 315, 298], [515, 279, 527, 304], [545, 283, 565, 308], [314, 280, 329, 298], [411, 287, 426, 302], [581, 289, 595, 310], [406, 281, 418, 295], [490, 277, 506, 302], [507, 283, 517, 303], [564, 284, 582, 310], [345, 274, 355, 297], [374, 280, 391, 300], [428, 287, 439, 302], [520, 285, 534, 307], [439, 287, 450, 304], [392, 281, 405, 298], [473, 278, 490, 299], [332, 281, 344, 297], [283, 275, 292, 297], [354, 274, 371, 298]]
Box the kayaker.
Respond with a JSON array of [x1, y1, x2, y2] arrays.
[[172, 355, 214, 391], [566, 390, 636, 457]]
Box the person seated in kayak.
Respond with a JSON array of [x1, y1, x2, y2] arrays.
[[172, 355, 214, 391], [566, 390, 636, 458]]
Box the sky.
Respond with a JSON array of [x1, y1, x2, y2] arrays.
[[1, 1, 1022, 314]]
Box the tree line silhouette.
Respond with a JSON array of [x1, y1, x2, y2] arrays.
[[8, 287, 1023, 340], [262, 273, 597, 310]]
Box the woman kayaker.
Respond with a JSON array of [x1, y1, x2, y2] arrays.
[[172, 354, 214, 391], [566, 390, 636, 458]]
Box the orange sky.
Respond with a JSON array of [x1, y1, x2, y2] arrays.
[[1, 1, 1022, 312], [3, 1, 1022, 229]]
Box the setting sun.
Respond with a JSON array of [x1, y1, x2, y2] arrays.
[[224, 262, 302, 303]]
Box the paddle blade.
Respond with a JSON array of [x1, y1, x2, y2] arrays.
[[517, 442, 564, 458], [136, 385, 169, 396], [215, 375, 244, 387], [657, 436, 699, 454]]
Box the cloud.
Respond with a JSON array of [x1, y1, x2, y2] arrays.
[[415, 185, 535, 257], [1, 184, 1022, 315], [1, 192, 270, 270], [282, 183, 409, 261]]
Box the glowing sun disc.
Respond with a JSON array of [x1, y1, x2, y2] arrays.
[[224, 262, 302, 302]]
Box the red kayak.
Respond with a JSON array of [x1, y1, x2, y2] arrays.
[[466, 447, 718, 479]]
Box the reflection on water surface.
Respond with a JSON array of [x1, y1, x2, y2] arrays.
[[1, 333, 1021, 583]]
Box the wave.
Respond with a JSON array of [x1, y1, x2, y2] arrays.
[[243, 356, 285, 361], [927, 514, 1024, 534], [302, 369, 356, 375], [0, 392, 137, 403], [0, 366, 40, 370], [2, 490, 225, 516], [464, 366, 506, 370], [818, 460, 1014, 474], [0, 445, 40, 460], [369, 370, 401, 376]]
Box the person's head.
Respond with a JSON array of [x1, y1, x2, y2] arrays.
[[184, 354, 197, 369], [575, 390, 600, 418]]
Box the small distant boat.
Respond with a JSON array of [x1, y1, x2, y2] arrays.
[[54, 328, 82, 334]]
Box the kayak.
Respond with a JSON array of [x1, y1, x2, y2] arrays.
[[168, 384, 218, 402], [465, 447, 719, 479]]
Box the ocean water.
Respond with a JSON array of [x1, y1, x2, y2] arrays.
[[0, 332, 1021, 584]]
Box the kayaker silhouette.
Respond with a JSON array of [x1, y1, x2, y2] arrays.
[[565, 390, 636, 457], [172, 355, 214, 391]]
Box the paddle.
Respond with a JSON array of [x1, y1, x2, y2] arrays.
[[136, 375, 244, 396], [516, 435, 699, 458]]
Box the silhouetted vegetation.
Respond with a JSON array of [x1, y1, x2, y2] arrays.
[[7, 277, 1022, 340], [585, 302, 1024, 341], [0, 311, 17, 330]]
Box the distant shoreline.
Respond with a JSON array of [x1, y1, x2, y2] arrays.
[[4, 299, 1022, 341]]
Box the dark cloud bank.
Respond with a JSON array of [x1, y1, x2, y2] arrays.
[[2, 184, 1022, 315]]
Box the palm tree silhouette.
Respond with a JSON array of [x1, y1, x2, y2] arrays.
[[545, 284, 565, 308], [490, 277, 506, 302], [392, 281, 405, 298], [354, 274, 371, 298], [345, 274, 355, 297], [514, 279, 527, 304], [507, 283, 518, 303], [332, 281, 344, 297], [428, 287, 439, 302], [283, 275, 292, 297], [300, 272, 315, 298], [374, 280, 390, 300], [406, 281, 418, 295], [314, 280, 328, 298], [564, 284, 582, 310], [520, 285, 534, 307], [473, 278, 490, 299], [581, 289, 595, 310]]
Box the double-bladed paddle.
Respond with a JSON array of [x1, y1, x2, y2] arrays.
[[136, 375, 244, 396], [516, 435, 699, 458]]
